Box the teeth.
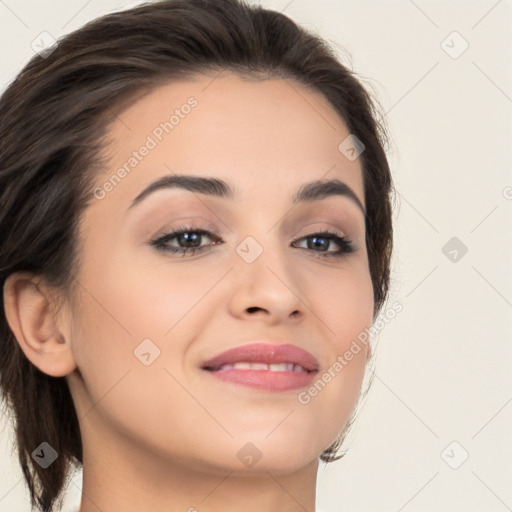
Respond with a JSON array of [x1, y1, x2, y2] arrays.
[[250, 363, 269, 370], [269, 363, 293, 372], [216, 362, 308, 372], [232, 362, 252, 370]]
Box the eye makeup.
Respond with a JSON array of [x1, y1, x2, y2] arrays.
[[149, 223, 356, 260]]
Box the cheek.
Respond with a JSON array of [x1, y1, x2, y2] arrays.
[[76, 241, 205, 340], [296, 260, 373, 414], [67, 278, 191, 436], [303, 258, 375, 344]]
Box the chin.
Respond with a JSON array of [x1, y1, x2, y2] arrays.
[[221, 434, 325, 474]]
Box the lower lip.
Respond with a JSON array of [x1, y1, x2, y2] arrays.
[[203, 368, 317, 391]]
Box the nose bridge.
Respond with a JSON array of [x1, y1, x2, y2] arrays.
[[229, 224, 306, 315], [234, 214, 289, 278], [233, 195, 304, 278]]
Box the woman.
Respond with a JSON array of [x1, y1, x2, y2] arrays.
[[0, 0, 394, 511]]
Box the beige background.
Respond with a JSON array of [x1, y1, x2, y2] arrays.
[[1, 0, 511, 511]]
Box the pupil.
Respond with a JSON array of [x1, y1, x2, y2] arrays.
[[180, 232, 200, 247], [310, 236, 327, 251]]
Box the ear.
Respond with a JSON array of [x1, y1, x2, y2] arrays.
[[3, 272, 77, 377]]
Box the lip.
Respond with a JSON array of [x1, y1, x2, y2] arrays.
[[202, 342, 319, 371], [201, 342, 319, 392]]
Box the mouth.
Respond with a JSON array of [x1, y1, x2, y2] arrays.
[[210, 362, 311, 372], [201, 342, 319, 392]]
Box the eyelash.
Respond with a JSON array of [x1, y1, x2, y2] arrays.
[[149, 225, 356, 260]]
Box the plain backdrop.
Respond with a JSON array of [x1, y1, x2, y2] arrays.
[[1, 1, 511, 511]]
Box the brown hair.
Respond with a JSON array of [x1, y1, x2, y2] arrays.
[[0, 0, 394, 510]]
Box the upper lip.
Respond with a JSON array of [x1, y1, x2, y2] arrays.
[[201, 342, 319, 372]]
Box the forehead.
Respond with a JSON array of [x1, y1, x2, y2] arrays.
[[97, 72, 365, 209]]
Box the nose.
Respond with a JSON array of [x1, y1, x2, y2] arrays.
[[227, 237, 306, 325]]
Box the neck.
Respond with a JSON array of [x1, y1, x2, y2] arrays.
[[76, 417, 319, 512]]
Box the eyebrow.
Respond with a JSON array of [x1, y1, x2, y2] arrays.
[[128, 174, 365, 214]]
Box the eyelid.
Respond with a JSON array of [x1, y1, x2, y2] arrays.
[[149, 222, 357, 259], [297, 223, 346, 237], [292, 221, 355, 243], [150, 220, 351, 243], [150, 218, 219, 240]]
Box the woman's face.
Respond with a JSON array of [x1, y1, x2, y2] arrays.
[[64, 72, 374, 474]]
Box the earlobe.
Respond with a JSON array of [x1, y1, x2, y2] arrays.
[[3, 272, 77, 377]]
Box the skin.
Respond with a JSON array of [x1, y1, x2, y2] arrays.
[[4, 72, 374, 512]]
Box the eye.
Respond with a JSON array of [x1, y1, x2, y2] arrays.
[[149, 225, 221, 256], [149, 226, 356, 258], [291, 229, 355, 259]]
